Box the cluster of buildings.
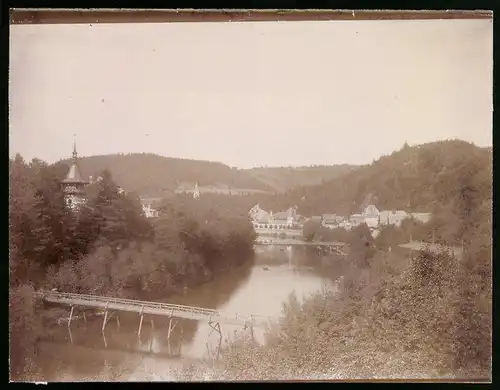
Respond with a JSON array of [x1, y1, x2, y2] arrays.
[[61, 144, 433, 232], [317, 204, 432, 237], [248, 203, 432, 239]]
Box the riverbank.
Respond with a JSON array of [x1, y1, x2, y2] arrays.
[[10, 240, 256, 381], [182, 246, 490, 381], [21, 248, 336, 381]]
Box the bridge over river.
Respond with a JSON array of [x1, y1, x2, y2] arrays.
[[254, 237, 348, 256], [36, 291, 272, 344]]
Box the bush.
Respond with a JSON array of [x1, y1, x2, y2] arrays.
[[216, 244, 490, 380]]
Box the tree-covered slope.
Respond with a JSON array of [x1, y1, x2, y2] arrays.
[[52, 153, 274, 196], [289, 140, 491, 217], [245, 164, 359, 192]]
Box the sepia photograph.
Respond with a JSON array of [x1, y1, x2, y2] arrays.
[[9, 9, 492, 382]]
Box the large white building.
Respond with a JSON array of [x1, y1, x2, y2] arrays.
[[248, 204, 299, 230]]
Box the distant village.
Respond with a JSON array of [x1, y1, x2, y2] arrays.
[[60, 144, 432, 239], [248, 203, 432, 239]]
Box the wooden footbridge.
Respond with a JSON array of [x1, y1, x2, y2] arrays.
[[254, 237, 347, 256], [37, 291, 271, 327], [36, 290, 272, 341], [254, 237, 346, 247]]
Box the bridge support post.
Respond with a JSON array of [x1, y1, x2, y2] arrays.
[[68, 306, 74, 328], [102, 302, 109, 333], [167, 318, 178, 341], [116, 315, 120, 328], [82, 311, 87, 323], [216, 323, 222, 361], [167, 318, 172, 340], [68, 327, 73, 345], [137, 306, 145, 338], [249, 318, 255, 341], [207, 321, 222, 362]]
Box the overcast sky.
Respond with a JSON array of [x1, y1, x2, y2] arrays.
[[9, 19, 492, 168]]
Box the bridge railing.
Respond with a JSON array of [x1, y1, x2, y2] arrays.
[[38, 291, 273, 324], [40, 291, 218, 315]]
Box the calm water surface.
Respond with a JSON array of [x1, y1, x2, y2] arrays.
[[36, 246, 342, 381]]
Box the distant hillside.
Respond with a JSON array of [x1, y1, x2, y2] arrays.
[[289, 140, 492, 217], [245, 165, 359, 192], [53, 153, 274, 197], [51, 141, 491, 218]]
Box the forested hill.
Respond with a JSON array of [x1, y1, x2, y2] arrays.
[[287, 140, 492, 217], [52, 153, 274, 196], [50, 141, 490, 209], [245, 164, 359, 193], [52, 153, 360, 196]]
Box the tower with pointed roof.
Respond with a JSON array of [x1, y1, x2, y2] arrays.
[[61, 141, 89, 211]]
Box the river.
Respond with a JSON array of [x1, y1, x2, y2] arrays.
[[34, 245, 344, 381]]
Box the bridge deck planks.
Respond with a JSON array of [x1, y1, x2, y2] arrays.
[[254, 240, 346, 247], [39, 292, 270, 327]]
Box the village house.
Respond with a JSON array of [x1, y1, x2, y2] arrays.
[[362, 204, 380, 228], [349, 213, 366, 227], [338, 220, 353, 231], [379, 209, 409, 227], [142, 204, 159, 218], [351, 204, 432, 230], [307, 203, 432, 236], [140, 197, 162, 219], [321, 214, 345, 229], [411, 212, 433, 224]]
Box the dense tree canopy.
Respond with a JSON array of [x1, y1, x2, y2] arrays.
[[9, 154, 258, 378], [9, 139, 492, 380]]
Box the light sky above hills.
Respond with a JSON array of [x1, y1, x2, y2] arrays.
[[9, 18, 492, 168]]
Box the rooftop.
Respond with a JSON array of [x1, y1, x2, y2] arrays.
[[61, 163, 87, 184], [61, 142, 88, 184]]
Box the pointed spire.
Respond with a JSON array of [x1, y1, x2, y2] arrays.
[[72, 134, 78, 161], [62, 135, 86, 184]]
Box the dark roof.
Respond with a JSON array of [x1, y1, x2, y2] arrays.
[[61, 163, 87, 184], [273, 211, 288, 219]]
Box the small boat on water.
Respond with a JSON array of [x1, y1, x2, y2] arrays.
[[262, 267, 270, 271]]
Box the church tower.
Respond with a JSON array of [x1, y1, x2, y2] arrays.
[[61, 141, 88, 211]]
